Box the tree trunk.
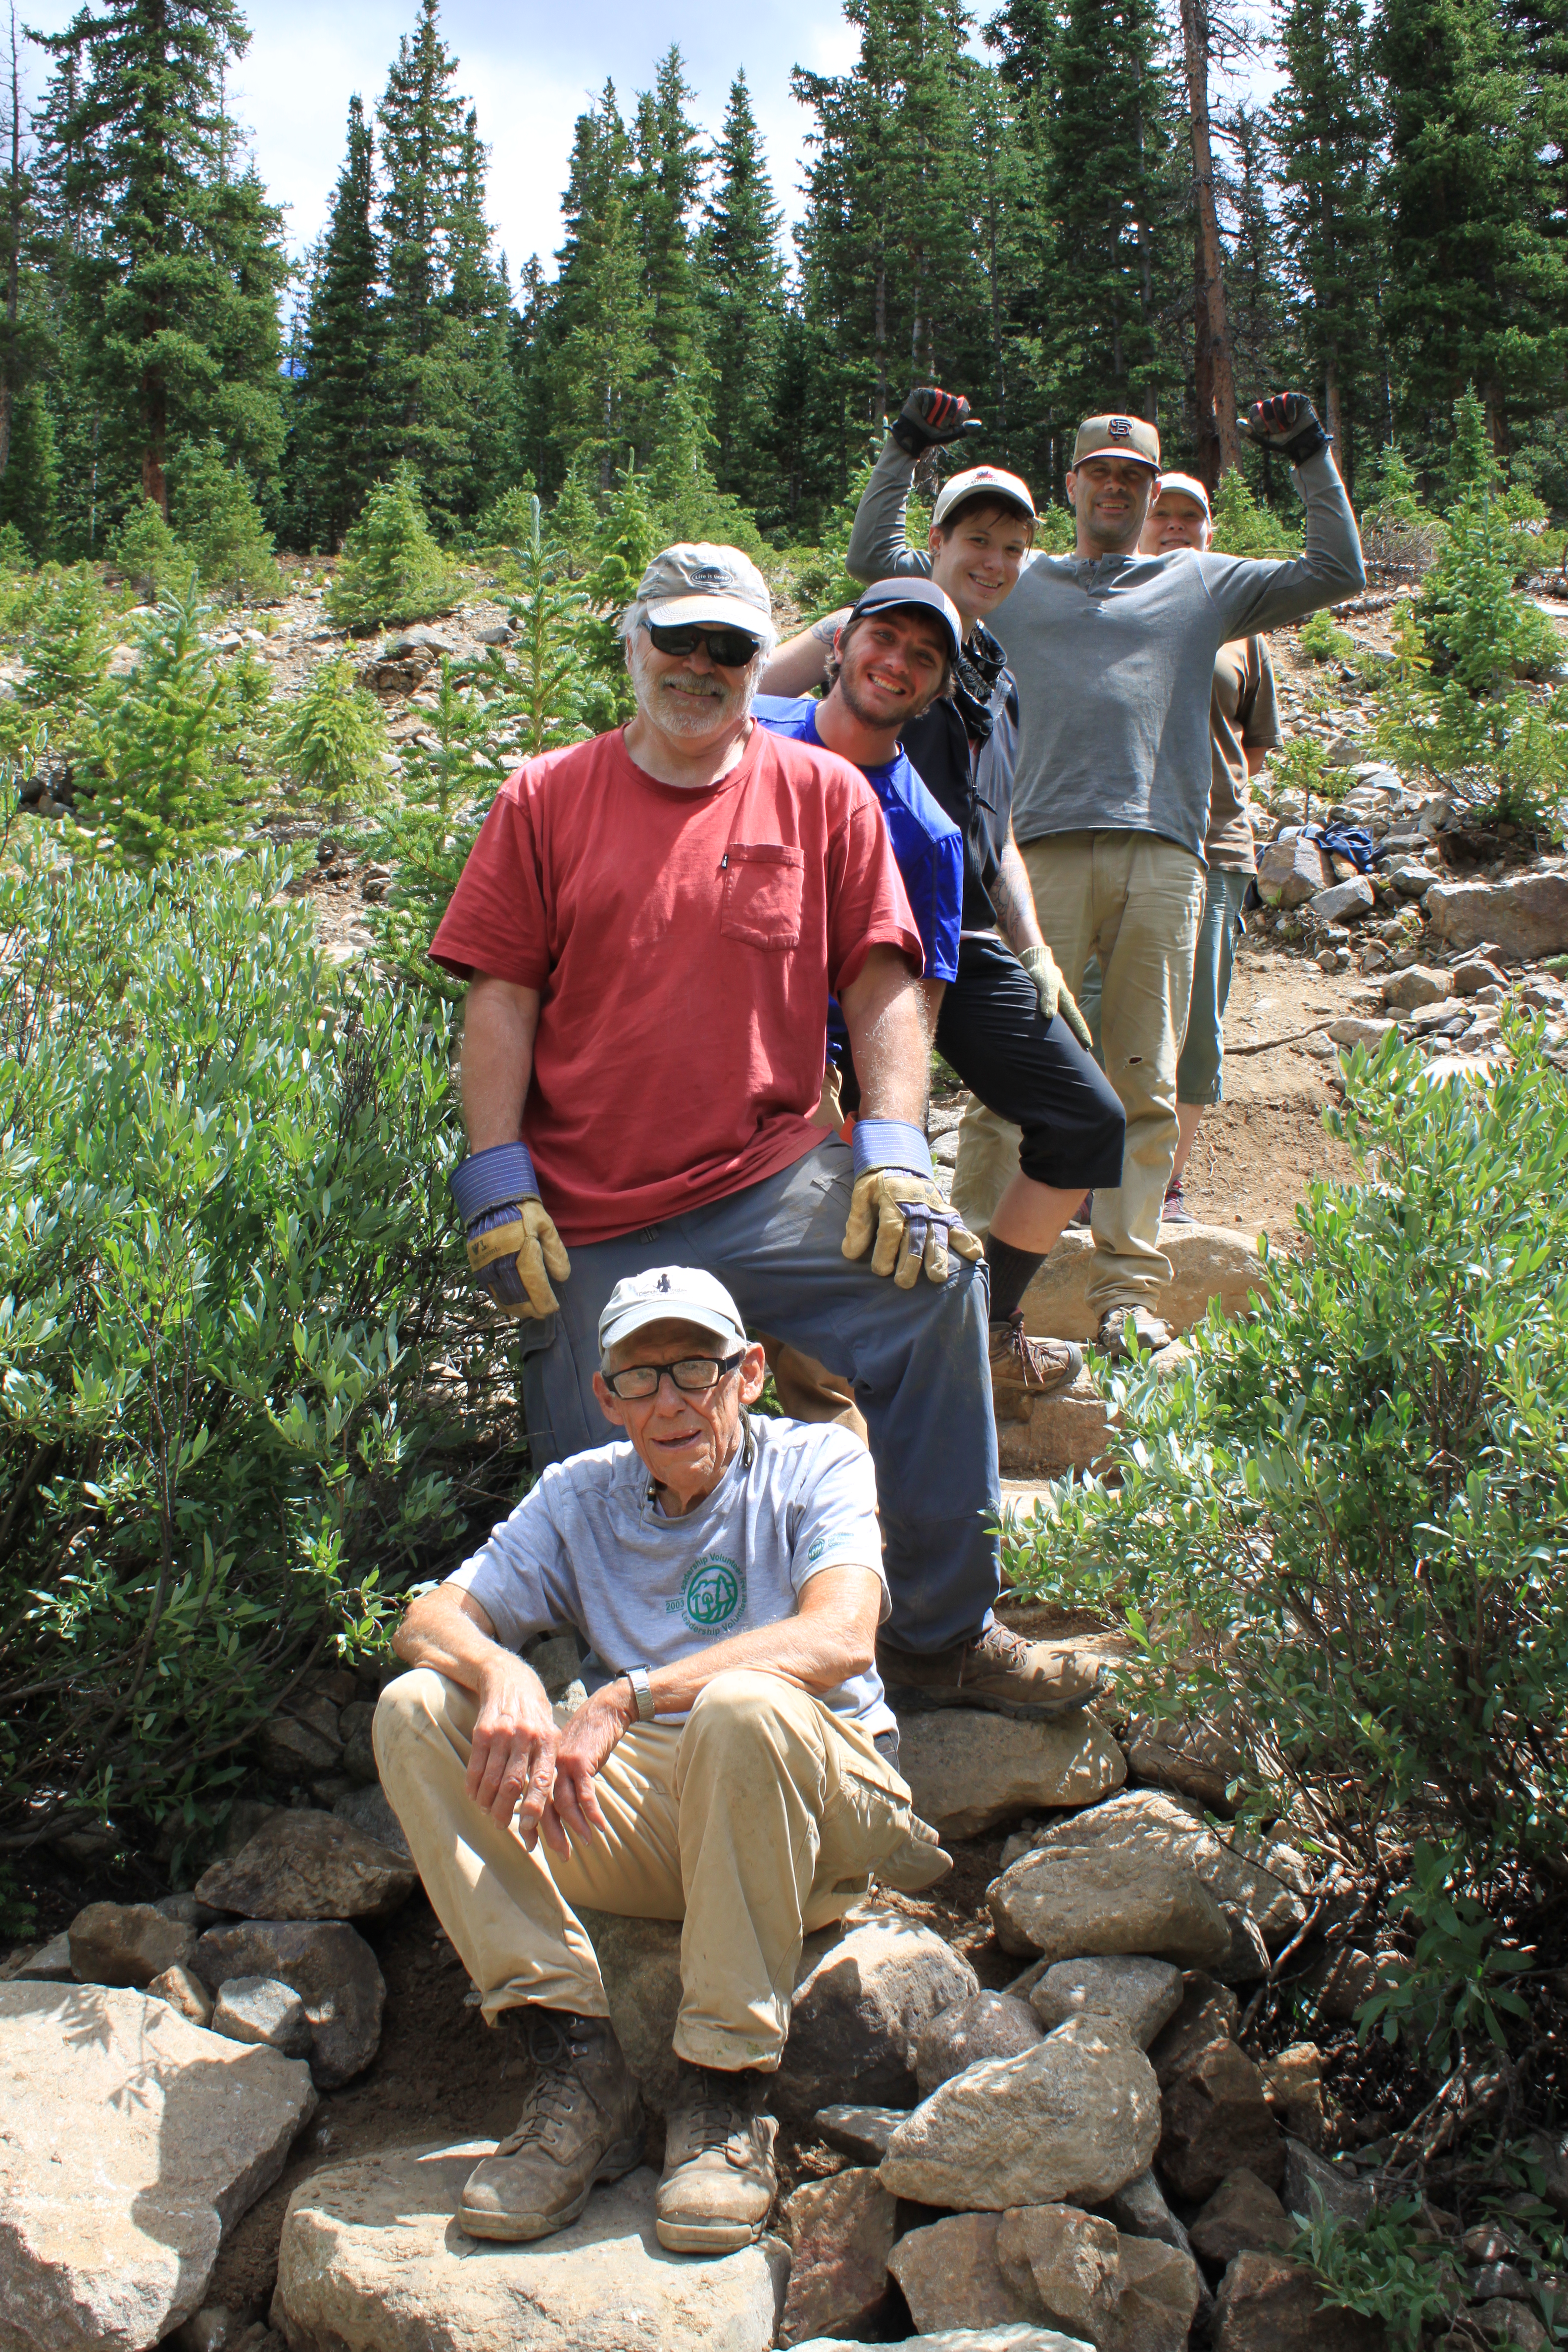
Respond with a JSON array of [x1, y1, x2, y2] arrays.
[[873, 249, 888, 429], [1179, 0, 1240, 484]]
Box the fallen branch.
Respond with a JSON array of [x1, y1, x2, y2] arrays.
[[1226, 1023, 1331, 1056]]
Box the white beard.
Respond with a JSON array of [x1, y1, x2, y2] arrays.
[[629, 638, 757, 739]]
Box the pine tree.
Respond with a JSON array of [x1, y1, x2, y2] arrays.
[[294, 95, 385, 550], [1272, 0, 1385, 485], [171, 431, 282, 603], [1376, 0, 1568, 453], [700, 72, 786, 519], [547, 86, 653, 485], [0, 380, 57, 554], [0, 7, 51, 508], [441, 113, 517, 517], [630, 49, 706, 406], [377, 0, 468, 508], [33, 0, 288, 517], [326, 461, 461, 631], [276, 655, 389, 814]]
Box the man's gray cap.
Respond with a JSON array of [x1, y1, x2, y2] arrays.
[[598, 1265, 749, 1361], [848, 575, 965, 658], [635, 543, 773, 636]]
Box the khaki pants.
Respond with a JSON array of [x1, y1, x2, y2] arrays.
[[952, 830, 1205, 1315], [757, 1334, 870, 1445], [374, 1666, 945, 2071]]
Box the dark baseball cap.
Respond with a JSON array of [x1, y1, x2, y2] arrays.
[[847, 576, 964, 657]]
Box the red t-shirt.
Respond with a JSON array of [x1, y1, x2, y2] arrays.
[[430, 722, 923, 1245]]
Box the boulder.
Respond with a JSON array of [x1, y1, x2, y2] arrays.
[[813, 2104, 902, 2162], [271, 2150, 788, 2352], [577, 1910, 685, 2115], [773, 1909, 977, 2122], [69, 1898, 197, 1987], [897, 1709, 1126, 1837], [193, 1921, 385, 2089], [257, 1716, 342, 1778], [1155, 2037, 1284, 2203], [1283, 2138, 1375, 2228], [997, 1369, 1116, 1478], [791, 2332, 1095, 2352], [1382, 964, 1452, 1010], [1327, 1016, 1396, 1049], [995, 2206, 1202, 2352], [1258, 835, 1330, 908], [1427, 872, 1568, 960], [1261, 2045, 1325, 2150], [6, 1931, 74, 1980], [1029, 1957, 1184, 2049], [1452, 957, 1509, 996], [213, 1976, 315, 2058], [988, 1844, 1233, 1970], [1211, 2250, 1387, 2350], [337, 1701, 378, 1785], [1036, 1792, 1309, 1945], [888, 2212, 1035, 2333], [1310, 878, 1375, 924], [149, 1961, 216, 2024], [195, 1809, 415, 1925], [331, 1783, 412, 1863], [1122, 1714, 1248, 1815], [1103, 2170, 1198, 2260], [880, 2015, 1160, 2210], [1099, 2237, 1205, 2352], [1148, 1973, 1239, 2082], [1190, 2169, 1294, 2267], [1021, 1227, 1264, 1348], [0, 1981, 315, 2351], [779, 2167, 896, 2346], [914, 1989, 1044, 2094]]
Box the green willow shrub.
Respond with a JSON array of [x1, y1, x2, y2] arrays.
[[1004, 1030, 1568, 1886], [0, 849, 509, 1863]]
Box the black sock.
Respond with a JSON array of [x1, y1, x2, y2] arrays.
[[984, 1232, 1046, 1323]]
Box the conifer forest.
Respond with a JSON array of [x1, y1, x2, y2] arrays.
[[1, 0, 1563, 563]]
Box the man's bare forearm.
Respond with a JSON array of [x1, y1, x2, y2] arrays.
[[990, 829, 1045, 959], [460, 975, 541, 1151], [395, 1585, 544, 1704], [840, 945, 929, 1125], [635, 1569, 882, 1716]]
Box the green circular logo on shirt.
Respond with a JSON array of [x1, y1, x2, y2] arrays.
[[681, 1552, 745, 1633]]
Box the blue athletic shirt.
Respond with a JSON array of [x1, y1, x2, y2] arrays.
[[752, 696, 963, 988]]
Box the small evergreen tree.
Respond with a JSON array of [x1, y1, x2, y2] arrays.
[[173, 434, 283, 604], [111, 501, 196, 602], [326, 463, 461, 632], [69, 580, 253, 864], [1210, 470, 1302, 557], [0, 386, 58, 558], [583, 465, 657, 716], [21, 568, 107, 713], [276, 656, 389, 815]]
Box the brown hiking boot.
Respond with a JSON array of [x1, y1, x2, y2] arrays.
[[989, 1313, 1083, 1414], [1096, 1305, 1174, 1359], [879, 1620, 1104, 1720], [458, 2009, 645, 2243], [655, 2061, 778, 2253]]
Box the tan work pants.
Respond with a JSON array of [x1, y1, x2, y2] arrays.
[[952, 830, 1205, 1314], [374, 1665, 943, 2070], [758, 1334, 869, 1444]]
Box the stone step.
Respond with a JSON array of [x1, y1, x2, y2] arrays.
[[1019, 1223, 1263, 1346], [997, 1366, 1114, 1480]]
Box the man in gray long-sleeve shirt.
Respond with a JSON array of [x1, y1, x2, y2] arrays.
[[846, 392, 1365, 1352]]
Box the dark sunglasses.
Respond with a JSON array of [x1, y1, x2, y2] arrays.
[[602, 1351, 747, 1402], [645, 622, 761, 669]]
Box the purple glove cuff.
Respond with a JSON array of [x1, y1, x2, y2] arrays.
[[449, 1142, 539, 1230], [852, 1120, 935, 1183]]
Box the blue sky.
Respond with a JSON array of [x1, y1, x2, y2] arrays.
[[21, 0, 866, 292]]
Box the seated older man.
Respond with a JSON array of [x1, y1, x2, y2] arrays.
[[375, 1264, 948, 2256]]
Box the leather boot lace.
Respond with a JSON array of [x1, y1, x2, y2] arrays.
[[494, 2012, 600, 2157]]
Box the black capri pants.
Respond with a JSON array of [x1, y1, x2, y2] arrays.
[[934, 934, 1125, 1192]]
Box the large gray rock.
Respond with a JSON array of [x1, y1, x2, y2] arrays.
[[1309, 878, 1375, 925], [779, 2167, 895, 2346], [914, 1989, 1044, 2094], [271, 2149, 788, 2351], [68, 1899, 197, 1987], [889, 2213, 1035, 2332], [989, 1793, 1306, 1964], [1427, 872, 1568, 959], [1258, 834, 1329, 908], [577, 1911, 685, 2116], [1103, 2171, 1198, 2261], [1020, 1226, 1264, 1347], [256, 1715, 342, 1778], [195, 1808, 415, 1924], [213, 1975, 314, 2058], [997, 2205, 1202, 2352], [193, 1920, 385, 2089], [813, 2104, 903, 2163], [1382, 964, 1452, 1011], [1211, 2250, 1386, 2350], [1191, 2169, 1294, 2267], [0, 1982, 315, 2351], [773, 1909, 977, 2122], [897, 1711, 1126, 1838], [331, 1782, 412, 1863], [1029, 1958, 1184, 2049], [1155, 2036, 1284, 2203], [880, 2015, 1160, 2210], [4, 1931, 74, 1981], [791, 2333, 1095, 2352]]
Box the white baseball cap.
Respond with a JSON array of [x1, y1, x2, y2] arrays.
[[1153, 472, 1212, 521], [635, 543, 772, 636], [598, 1266, 749, 1361], [931, 464, 1037, 528]]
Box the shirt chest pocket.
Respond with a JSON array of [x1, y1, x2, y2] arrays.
[[721, 842, 804, 950]]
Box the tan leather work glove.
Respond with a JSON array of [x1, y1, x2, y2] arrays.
[[1019, 942, 1094, 1052], [840, 1120, 985, 1289], [450, 1143, 572, 1320]]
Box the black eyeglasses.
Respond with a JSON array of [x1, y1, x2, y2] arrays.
[[645, 622, 761, 669], [602, 1351, 746, 1401]]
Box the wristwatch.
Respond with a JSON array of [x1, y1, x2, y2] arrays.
[[623, 1666, 655, 1722]]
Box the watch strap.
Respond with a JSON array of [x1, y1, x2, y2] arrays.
[[625, 1666, 655, 1722]]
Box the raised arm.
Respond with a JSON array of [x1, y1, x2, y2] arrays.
[[1210, 398, 1366, 637], [846, 439, 936, 587], [758, 611, 844, 696]]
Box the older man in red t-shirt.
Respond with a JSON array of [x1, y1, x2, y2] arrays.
[[432, 541, 1099, 1723]]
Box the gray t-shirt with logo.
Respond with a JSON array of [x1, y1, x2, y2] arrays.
[[448, 1413, 893, 1736]]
